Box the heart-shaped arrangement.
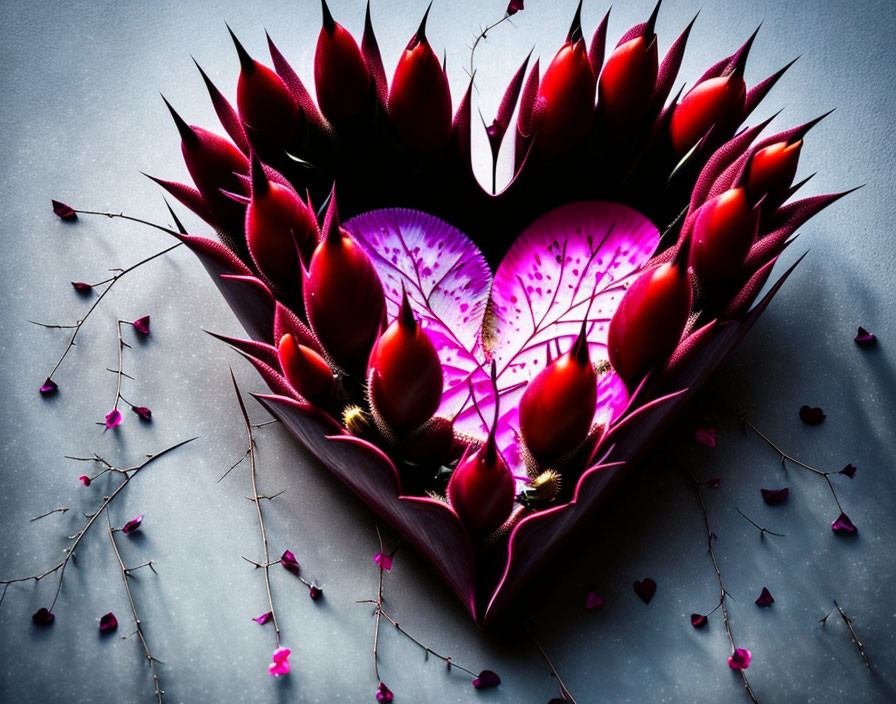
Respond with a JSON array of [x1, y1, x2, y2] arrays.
[[151, 1, 846, 625]]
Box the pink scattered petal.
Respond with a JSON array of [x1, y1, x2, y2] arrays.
[[309, 585, 323, 600], [132, 406, 152, 421], [71, 281, 92, 292], [376, 681, 394, 702], [706, 477, 721, 489], [633, 578, 656, 604], [585, 589, 604, 610], [473, 669, 501, 689], [253, 611, 273, 625], [755, 587, 774, 607], [832, 512, 857, 536], [691, 613, 707, 628], [52, 199, 77, 220], [761, 487, 789, 505], [122, 514, 143, 535], [280, 550, 300, 576], [374, 553, 392, 571], [105, 409, 122, 429], [799, 405, 826, 425], [40, 378, 58, 395], [78, 474, 91, 487], [99, 612, 118, 632], [133, 316, 151, 335], [840, 464, 857, 479], [268, 646, 291, 676], [32, 608, 54, 625], [728, 647, 752, 670], [854, 327, 876, 347], [696, 427, 717, 447], [507, 0, 524, 15]]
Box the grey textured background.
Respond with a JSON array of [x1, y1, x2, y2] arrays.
[[1, 1, 894, 702]]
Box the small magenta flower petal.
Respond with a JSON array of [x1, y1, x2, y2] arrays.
[[696, 427, 717, 447], [374, 553, 392, 571], [79, 474, 91, 487], [761, 487, 789, 505], [280, 550, 300, 576], [832, 512, 857, 535], [376, 682, 393, 702], [122, 514, 143, 535], [71, 281, 92, 292], [268, 646, 291, 676], [32, 608, 54, 625], [633, 578, 656, 604], [133, 316, 151, 335], [840, 464, 857, 479], [132, 406, 152, 421], [253, 611, 273, 625], [691, 613, 708, 628], [854, 326, 876, 347], [105, 409, 122, 429], [755, 587, 774, 607], [585, 589, 604, 610], [473, 669, 501, 689], [99, 612, 118, 632], [52, 200, 77, 220], [506, 0, 524, 15], [799, 405, 826, 425], [40, 378, 58, 395], [309, 585, 323, 600], [728, 648, 752, 670]]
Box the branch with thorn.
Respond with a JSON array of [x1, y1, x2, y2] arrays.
[[820, 600, 871, 669]]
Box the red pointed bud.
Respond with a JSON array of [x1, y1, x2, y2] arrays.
[[519, 323, 597, 464], [608, 247, 693, 384], [745, 139, 802, 206], [163, 97, 249, 225], [447, 363, 515, 537], [598, 35, 658, 128], [387, 9, 452, 153], [669, 73, 746, 156], [531, 38, 595, 155], [305, 199, 385, 371], [315, 1, 371, 126], [367, 288, 443, 433], [230, 27, 302, 155], [246, 155, 319, 286], [690, 187, 759, 285], [278, 333, 334, 405]]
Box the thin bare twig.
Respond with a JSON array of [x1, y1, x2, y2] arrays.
[[0, 437, 196, 609], [832, 601, 871, 669], [106, 510, 164, 703], [30, 508, 69, 522], [527, 625, 578, 704], [734, 507, 786, 539]]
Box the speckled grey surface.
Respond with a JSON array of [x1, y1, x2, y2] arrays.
[[1, 1, 894, 702]]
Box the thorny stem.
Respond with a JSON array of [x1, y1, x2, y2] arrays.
[[73, 209, 183, 238], [32, 242, 180, 386], [734, 507, 785, 539], [231, 371, 280, 648], [467, 12, 517, 79], [30, 508, 69, 522], [526, 625, 578, 704], [684, 465, 759, 704], [829, 601, 871, 669], [359, 527, 478, 683], [105, 510, 164, 704], [0, 438, 196, 609]]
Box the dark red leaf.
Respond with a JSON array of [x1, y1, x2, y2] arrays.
[[32, 608, 54, 625], [309, 585, 323, 600], [473, 669, 501, 689], [799, 405, 826, 425], [280, 550, 300, 576], [507, 0, 524, 15], [832, 512, 857, 536], [761, 487, 789, 505], [99, 612, 118, 632], [376, 682, 394, 702], [132, 406, 152, 421], [840, 464, 857, 479], [633, 578, 656, 604], [755, 587, 774, 607], [585, 589, 604, 610], [691, 613, 707, 628], [253, 611, 273, 625], [854, 326, 876, 347], [133, 316, 151, 335], [122, 514, 143, 535], [40, 378, 58, 395], [71, 281, 92, 292], [52, 200, 77, 220]]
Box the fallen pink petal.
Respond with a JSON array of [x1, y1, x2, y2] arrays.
[[32, 608, 54, 625], [761, 487, 789, 505], [854, 326, 876, 346], [755, 587, 775, 607], [691, 613, 708, 628], [99, 612, 118, 632], [728, 647, 752, 670], [374, 553, 392, 571], [376, 681, 394, 702], [132, 406, 152, 421], [473, 669, 501, 689], [40, 378, 58, 395], [268, 646, 291, 676], [585, 589, 604, 610], [696, 427, 717, 447], [78, 474, 91, 487], [51, 199, 77, 220], [104, 409, 122, 429], [280, 550, 300, 576], [799, 405, 826, 425], [840, 464, 857, 479], [252, 611, 273, 625], [122, 514, 143, 535], [633, 578, 656, 604], [832, 512, 857, 535], [133, 316, 151, 335]]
